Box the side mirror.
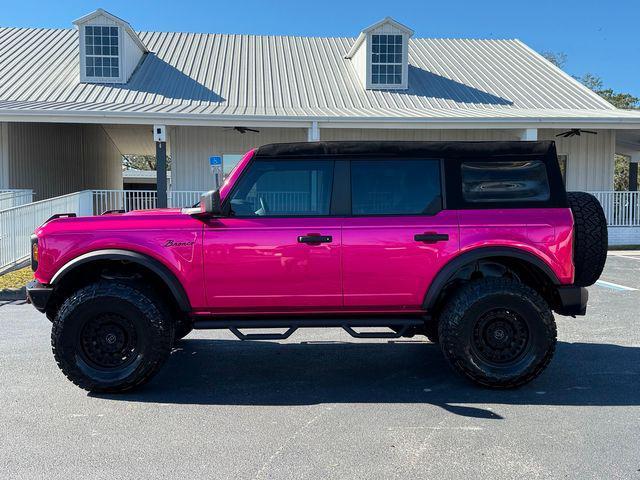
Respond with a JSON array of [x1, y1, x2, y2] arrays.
[[200, 190, 222, 215]]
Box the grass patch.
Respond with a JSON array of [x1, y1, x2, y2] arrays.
[[0, 267, 33, 290]]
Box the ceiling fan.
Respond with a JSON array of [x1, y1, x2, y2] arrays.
[[556, 129, 597, 138], [225, 126, 260, 134]]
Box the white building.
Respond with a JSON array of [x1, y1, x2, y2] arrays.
[[1, 9, 639, 241]]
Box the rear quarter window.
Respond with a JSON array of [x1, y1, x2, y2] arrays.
[[461, 161, 550, 203]]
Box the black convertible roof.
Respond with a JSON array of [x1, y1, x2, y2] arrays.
[[255, 141, 556, 159]]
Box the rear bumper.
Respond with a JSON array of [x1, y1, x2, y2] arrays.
[[26, 280, 53, 313], [555, 285, 588, 316]]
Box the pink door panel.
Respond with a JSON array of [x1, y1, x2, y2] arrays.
[[342, 211, 460, 309], [203, 217, 342, 312]]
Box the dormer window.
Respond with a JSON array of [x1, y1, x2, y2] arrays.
[[84, 26, 120, 79], [74, 8, 147, 84], [371, 34, 403, 85], [345, 17, 413, 91]]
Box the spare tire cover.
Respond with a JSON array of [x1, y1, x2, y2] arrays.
[[567, 192, 608, 287]]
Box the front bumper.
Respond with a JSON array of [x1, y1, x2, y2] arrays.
[[555, 285, 588, 316], [26, 279, 53, 313]]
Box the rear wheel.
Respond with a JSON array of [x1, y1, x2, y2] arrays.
[[438, 278, 556, 388], [51, 282, 173, 393]]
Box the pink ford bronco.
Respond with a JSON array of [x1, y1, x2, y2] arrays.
[[27, 141, 607, 392]]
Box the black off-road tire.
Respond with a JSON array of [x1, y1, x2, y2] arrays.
[[438, 278, 557, 388], [51, 282, 173, 393], [567, 191, 607, 287]]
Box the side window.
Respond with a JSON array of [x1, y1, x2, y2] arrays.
[[351, 159, 442, 215], [461, 161, 550, 203], [228, 160, 334, 216], [222, 154, 244, 178]]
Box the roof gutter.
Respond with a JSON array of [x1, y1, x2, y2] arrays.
[[1, 109, 640, 130]]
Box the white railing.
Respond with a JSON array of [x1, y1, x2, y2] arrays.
[[0, 191, 92, 270], [246, 191, 312, 214], [0, 189, 34, 210], [90, 190, 313, 214], [169, 191, 202, 209], [590, 191, 640, 227], [91, 190, 204, 214]]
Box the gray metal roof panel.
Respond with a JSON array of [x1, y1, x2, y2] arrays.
[[0, 27, 636, 122]]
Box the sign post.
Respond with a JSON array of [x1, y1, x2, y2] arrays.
[[210, 156, 223, 190], [154, 125, 167, 208]]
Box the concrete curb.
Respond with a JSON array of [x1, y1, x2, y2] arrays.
[[0, 287, 26, 301]]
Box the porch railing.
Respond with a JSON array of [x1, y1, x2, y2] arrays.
[[589, 191, 640, 227], [91, 190, 203, 214], [0, 191, 92, 271], [90, 190, 312, 215], [0, 189, 34, 210]]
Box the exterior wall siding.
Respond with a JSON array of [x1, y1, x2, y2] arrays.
[[171, 126, 307, 191], [6, 123, 122, 200], [539, 129, 615, 191], [171, 126, 616, 192], [320, 128, 522, 141]]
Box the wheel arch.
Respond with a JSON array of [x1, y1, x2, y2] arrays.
[[50, 249, 191, 312], [423, 247, 561, 312]]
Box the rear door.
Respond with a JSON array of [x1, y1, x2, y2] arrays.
[[202, 157, 342, 312], [342, 158, 459, 310]]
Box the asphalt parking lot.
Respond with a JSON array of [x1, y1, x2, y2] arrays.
[[1, 253, 639, 479]]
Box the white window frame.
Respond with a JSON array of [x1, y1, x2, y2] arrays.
[[366, 32, 409, 90], [79, 24, 125, 84]]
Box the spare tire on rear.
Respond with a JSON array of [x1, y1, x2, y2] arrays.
[[567, 192, 608, 286]]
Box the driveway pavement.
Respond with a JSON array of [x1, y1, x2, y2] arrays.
[[0, 254, 639, 479]]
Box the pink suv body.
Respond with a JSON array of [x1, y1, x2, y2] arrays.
[[27, 141, 606, 391]]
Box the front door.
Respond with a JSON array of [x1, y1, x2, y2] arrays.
[[342, 158, 459, 310], [203, 158, 341, 312]]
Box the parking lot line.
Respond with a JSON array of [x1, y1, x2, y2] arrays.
[[595, 280, 638, 292]]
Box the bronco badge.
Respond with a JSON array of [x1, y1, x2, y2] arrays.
[[163, 239, 195, 247]]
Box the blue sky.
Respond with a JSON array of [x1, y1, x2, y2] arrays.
[[3, 0, 638, 97]]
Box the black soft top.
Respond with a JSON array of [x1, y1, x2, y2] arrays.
[[255, 141, 556, 159]]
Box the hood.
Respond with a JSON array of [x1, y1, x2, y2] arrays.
[[35, 208, 200, 237]]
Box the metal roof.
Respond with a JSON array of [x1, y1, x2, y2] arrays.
[[0, 26, 639, 126]]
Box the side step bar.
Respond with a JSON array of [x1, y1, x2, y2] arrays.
[[192, 318, 426, 341]]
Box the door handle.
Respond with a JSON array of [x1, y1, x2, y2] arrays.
[[414, 232, 449, 243], [298, 235, 332, 244]]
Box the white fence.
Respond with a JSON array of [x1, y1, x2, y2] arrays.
[[590, 191, 640, 227], [0, 191, 92, 271], [0, 189, 34, 210], [90, 190, 312, 214], [91, 190, 203, 214]]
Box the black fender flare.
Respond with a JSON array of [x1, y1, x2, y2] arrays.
[[50, 249, 191, 312], [422, 247, 560, 311]]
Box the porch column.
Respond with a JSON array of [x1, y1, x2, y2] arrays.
[[308, 121, 320, 142], [630, 153, 640, 191], [519, 128, 538, 141], [0, 123, 8, 189], [154, 125, 168, 208]]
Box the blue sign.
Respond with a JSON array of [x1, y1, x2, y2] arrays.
[[209, 156, 222, 167]]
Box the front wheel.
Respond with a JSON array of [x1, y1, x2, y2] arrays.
[[438, 278, 557, 388], [51, 282, 173, 393]]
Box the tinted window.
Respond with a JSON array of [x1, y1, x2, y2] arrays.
[[229, 160, 334, 216], [351, 160, 441, 215], [461, 161, 550, 203]]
